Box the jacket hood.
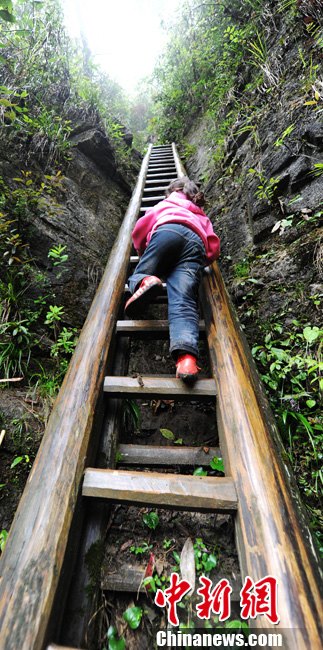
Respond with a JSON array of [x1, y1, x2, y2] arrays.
[[164, 191, 205, 215]]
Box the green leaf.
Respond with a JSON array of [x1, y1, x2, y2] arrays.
[[225, 619, 249, 630], [303, 326, 322, 344], [0, 98, 14, 107], [0, 8, 15, 22], [142, 575, 156, 591], [10, 456, 23, 468], [193, 467, 208, 476], [270, 347, 288, 361], [210, 456, 224, 473], [143, 511, 159, 530], [306, 399, 316, 408], [10, 454, 29, 469], [160, 428, 175, 440], [203, 553, 217, 572], [107, 627, 126, 650], [123, 606, 143, 630], [0, 1, 13, 10], [174, 437, 183, 445], [173, 550, 180, 564], [0, 529, 8, 552]]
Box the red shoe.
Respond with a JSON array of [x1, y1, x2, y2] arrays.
[[176, 354, 200, 383], [125, 275, 163, 317]]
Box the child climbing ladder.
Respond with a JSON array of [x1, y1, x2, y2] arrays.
[[125, 176, 220, 382]]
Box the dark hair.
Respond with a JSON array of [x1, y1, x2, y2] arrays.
[[165, 176, 205, 207]]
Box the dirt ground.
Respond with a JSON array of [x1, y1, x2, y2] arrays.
[[0, 387, 46, 532]]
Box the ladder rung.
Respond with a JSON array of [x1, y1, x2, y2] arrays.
[[83, 469, 237, 512], [146, 172, 177, 177], [47, 646, 83, 650], [149, 160, 174, 165], [141, 195, 165, 202], [149, 155, 174, 159], [151, 148, 172, 153], [143, 186, 168, 192], [149, 161, 174, 166], [148, 165, 176, 170], [145, 178, 175, 184], [101, 566, 242, 596], [116, 319, 205, 336], [103, 376, 217, 399], [117, 444, 221, 466]]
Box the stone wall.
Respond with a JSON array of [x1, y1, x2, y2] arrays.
[[184, 8, 322, 267], [0, 124, 141, 325]]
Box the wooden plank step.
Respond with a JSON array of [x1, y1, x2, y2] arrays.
[[116, 319, 205, 338], [83, 469, 237, 511], [47, 646, 84, 650], [143, 186, 168, 192], [149, 160, 174, 165], [141, 195, 165, 202], [149, 155, 174, 159], [151, 146, 172, 151], [103, 376, 217, 399], [145, 178, 176, 184], [147, 170, 176, 175], [101, 566, 242, 598], [146, 172, 177, 178], [149, 155, 173, 159], [148, 165, 176, 170], [117, 444, 221, 466]]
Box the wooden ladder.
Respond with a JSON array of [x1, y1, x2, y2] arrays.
[[82, 143, 237, 521], [0, 144, 321, 650]]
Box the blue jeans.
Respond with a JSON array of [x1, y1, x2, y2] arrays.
[[128, 224, 206, 358]]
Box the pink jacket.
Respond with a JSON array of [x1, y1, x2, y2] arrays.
[[132, 191, 220, 264]]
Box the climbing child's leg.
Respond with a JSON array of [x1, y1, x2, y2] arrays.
[[125, 227, 176, 317]]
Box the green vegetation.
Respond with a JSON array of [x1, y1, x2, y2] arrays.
[[0, 0, 140, 396], [123, 606, 143, 630], [248, 168, 281, 203], [146, 0, 277, 157], [103, 626, 126, 650], [0, 529, 8, 554], [252, 319, 323, 550], [0, 0, 135, 161], [129, 542, 153, 556], [193, 538, 218, 574], [142, 511, 160, 530]]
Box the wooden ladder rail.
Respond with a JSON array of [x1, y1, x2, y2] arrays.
[[0, 145, 153, 650], [200, 267, 323, 646], [60, 144, 186, 647], [173, 145, 323, 648]]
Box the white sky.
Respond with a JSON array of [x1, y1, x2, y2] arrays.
[[62, 0, 181, 95]]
